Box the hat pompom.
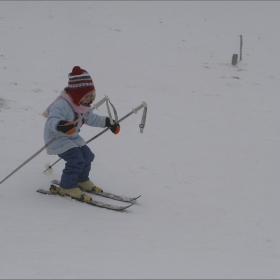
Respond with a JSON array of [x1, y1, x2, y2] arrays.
[[71, 66, 84, 76]]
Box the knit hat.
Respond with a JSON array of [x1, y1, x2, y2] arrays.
[[68, 66, 95, 106]]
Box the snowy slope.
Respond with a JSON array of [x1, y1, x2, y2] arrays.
[[1, 1, 280, 278]]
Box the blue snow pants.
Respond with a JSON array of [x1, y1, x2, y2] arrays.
[[58, 145, 95, 189]]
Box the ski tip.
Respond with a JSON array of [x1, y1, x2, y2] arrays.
[[131, 195, 141, 201], [121, 202, 135, 210], [85, 200, 135, 211]]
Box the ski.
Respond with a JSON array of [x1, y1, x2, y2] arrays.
[[51, 179, 141, 203], [37, 185, 134, 211]]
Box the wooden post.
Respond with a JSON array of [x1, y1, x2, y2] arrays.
[[232, 54, 238, 65], [240, 35, 243, 61]]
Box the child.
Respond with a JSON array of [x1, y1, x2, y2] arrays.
[[43, 66, 120, 202]]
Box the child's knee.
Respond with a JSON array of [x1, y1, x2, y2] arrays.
[[89, 150, 95, 162], [81, 145, 95, 163]]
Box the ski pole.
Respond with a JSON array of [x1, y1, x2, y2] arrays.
[[0, 95, 110, 185], [44, 101, 148, 173]]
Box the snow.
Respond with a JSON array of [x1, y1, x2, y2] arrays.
[[1, 1, 280, 278]]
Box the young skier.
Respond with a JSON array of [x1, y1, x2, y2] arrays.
[[43, 66, 120, 202]]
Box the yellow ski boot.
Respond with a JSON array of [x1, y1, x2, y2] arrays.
[[78, 180, 103, 193], [51, 185, 92, 202]]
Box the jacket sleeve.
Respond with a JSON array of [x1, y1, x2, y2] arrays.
[[84, 112, 107, 128], [45, 100, 70, 133]]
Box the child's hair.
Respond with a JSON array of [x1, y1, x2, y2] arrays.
[[64, 87, 95, 106]]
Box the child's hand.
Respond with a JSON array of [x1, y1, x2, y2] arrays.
[[105, 117, 120, 135], [57, 121, 76, 135]]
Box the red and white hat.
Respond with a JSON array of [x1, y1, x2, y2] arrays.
[[68, 66, 95, 106]]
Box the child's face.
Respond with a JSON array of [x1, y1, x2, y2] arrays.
[[80, 91, 96, 106]]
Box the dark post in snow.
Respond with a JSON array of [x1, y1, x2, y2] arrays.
[[240, 35, 243, 61], [232, 54, 238, 65], [232, 35, 242, 65]]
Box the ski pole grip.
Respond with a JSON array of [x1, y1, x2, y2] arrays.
[[93, 95, 109, 110], [139, 105, 147, 133], [133, 101, 147, 114]]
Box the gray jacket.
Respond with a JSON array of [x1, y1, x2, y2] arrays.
[[44, 98, 106, 155]]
